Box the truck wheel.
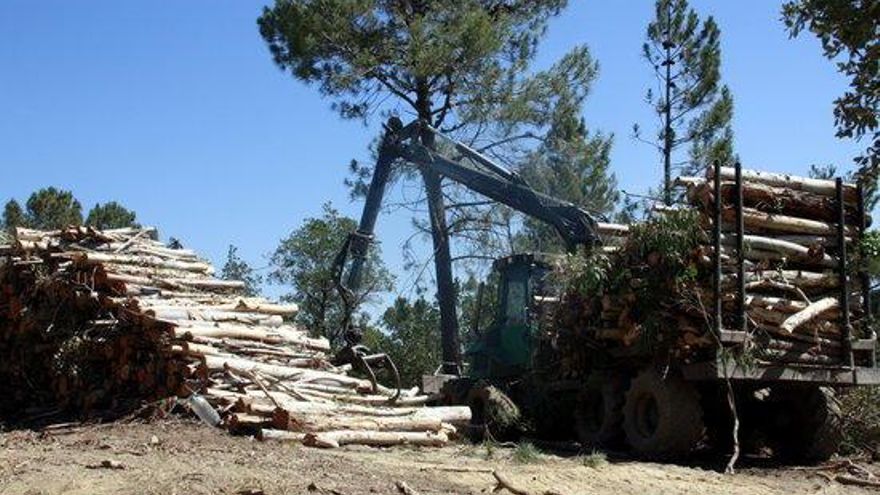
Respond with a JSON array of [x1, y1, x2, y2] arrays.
[[622, 368, 704, 459], [574, 375, 626, 449], [467, 381, 521, 442], [770, 386, 843, 464]]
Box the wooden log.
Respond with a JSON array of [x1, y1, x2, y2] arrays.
[[682, 178, 864, 224], [303, 429, 448, 448], [770, 234, 853, 247], [151, 307, 284, 327], [755, 324, 842, 348], [172, 322, 329, 351], [717, 245, 836, 268], [780, 297, 839, 333], [104, 272, 245, 291], [721, 207, 855, 236], [138, 299, 298, 316], [726, 270, 840, 290], [596, 222, 630, 236], [265, 399, 470, 422], [284, 413, 445, 433], [227, 412, 274, 431], [766, 338, 841, 358], [710, 166, 858, 201], [259, 429, 306, 443], [296, 387, 431, 407], [720, 234, 836, 265], [179, 342, 328, 369], [56, 251, 214, 274], [202, 355, 367, 388], [760, 348, 841, 365]]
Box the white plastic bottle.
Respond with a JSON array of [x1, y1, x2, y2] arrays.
[[184, 393, 221, 426]]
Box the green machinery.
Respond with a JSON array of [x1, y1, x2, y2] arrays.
[[334, 117, 880, 462]]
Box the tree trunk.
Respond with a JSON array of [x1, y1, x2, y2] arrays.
[[662, 2, 673, 206], [416, 79, 461, 374]]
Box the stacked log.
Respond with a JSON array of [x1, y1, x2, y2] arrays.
[[554, 166, 869, 374], [0, 226, 468, 447]]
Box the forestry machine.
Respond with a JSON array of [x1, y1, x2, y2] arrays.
[[332, 117, 878, 462], [331, 116, 600, 393]]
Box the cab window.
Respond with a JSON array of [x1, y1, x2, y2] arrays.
[[504, 279, 527, 324]]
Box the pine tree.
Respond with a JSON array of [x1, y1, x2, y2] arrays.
[[1, 188, 83, 231], [258, 0, 594, 371], [220, 245, 263, 297], [1, 200, 25, 232], [518, 96, 618, 252], [635, 0, 735, 204], [85, 201, 138, 230]]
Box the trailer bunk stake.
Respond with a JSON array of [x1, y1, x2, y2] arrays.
[[837, 178, 854, 368], [713, 160, 722, 338], [735, 162, 745, 333]]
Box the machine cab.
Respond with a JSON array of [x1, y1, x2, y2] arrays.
[[467, 253, 556, 379]]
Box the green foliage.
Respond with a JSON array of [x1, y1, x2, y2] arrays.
[[258, 0, 568, 127], [85, 201, 138, 230], [2, 188, 83, 231], [258, 1, 613, 354], [552, 209, 706, 301], [579, 450, 608, 468], [839, 386, 880, 455], [551, 210, 707, 350], [809, 163, 837, 180], [220, 245, 263, 297], [1, 200, 25, 232], [3, 190, 141, 235], [783, 0, 879, 187], [378, 296, 442, 387], [512, 442, 542, 463], [636, 0, 735, 203], [518, 100, 619, 252], [551, 250, 611, 298], [270, 202, 393, 347], [859, 230, 880, 276]]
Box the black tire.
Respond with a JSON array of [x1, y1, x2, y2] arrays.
[[769, 386, 843, 464], [574, 374, 626, 449], [467, 381, 522, 442], [622, 368, 704, 459]]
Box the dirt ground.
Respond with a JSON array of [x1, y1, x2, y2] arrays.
[[0, 419, 875, 495]]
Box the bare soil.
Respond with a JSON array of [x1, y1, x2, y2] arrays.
[[0, 419, 874, 495]]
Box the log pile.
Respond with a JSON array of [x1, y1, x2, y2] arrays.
[[0, 226, 469, 447], [553, 166, 870, 374]]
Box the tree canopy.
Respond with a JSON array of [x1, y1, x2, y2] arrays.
[[270, 203, 393, 347], [518, 104, 618, 252], [2, 187, 83, 231], [85, 201, 138, 230], [783, 0, 879, 190], [635, 0, 735, 204], [258, 0, 602, 371], [220, 245, 263, 297], [2, 188, 140, 233]]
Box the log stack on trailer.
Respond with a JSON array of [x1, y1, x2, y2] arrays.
[[0, 226, 469, 448], [553, 163, 874, 375]]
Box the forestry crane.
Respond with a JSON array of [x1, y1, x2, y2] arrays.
[[332, 116, 600, 379]]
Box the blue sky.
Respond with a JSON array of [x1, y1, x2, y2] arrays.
[[0, 1, 864, 305]]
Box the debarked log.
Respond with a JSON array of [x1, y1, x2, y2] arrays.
[[780, 297, 839, 333], [709, 166, 858, 202], [303, 429, 449, 448]]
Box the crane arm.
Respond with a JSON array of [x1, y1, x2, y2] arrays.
[[333, 117, 600, 335]]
